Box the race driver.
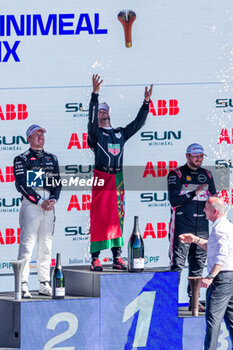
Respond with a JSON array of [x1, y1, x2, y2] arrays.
[[13, 124, 62, 298], [167, 143, 216, 310], [88, 74, 153, 271]]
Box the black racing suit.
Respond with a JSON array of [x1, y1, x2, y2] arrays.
[[88, 92, 150, 172], [13, 148, 62, 283], [88, 92, 150, 258], [13, 148, 61, 204], [167, 163, 216, 295]]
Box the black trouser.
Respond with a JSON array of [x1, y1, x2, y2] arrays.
[[91, 247, 122, 260], [170, 231, 208, 296], [204, 271, 233, 350]]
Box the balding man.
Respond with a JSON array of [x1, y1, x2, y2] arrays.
[[180, 197, 233, 350]]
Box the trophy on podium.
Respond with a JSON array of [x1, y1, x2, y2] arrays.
[[118, 10, 136, 48], [11, 260, 26, 301]]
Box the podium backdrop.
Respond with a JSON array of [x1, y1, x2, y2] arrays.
[[1, 0, 233, 292]]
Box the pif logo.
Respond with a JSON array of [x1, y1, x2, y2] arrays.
[[0, 262, 12, 270], [67, 133, 89, 149], [0, 104, 28, 120], [144, 256, 160, 264], [149, 100, 179, 116]]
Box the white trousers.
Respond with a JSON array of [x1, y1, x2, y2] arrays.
[[18, 198, 55, 283]]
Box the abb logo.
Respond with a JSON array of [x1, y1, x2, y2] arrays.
[[67, 194, 91, 211], [0, 228, 20, 245], [149, 100, 179, 116], [143, 223, 168, 239], [0, 104, 28, 120], [0, 167, 15, 182], [68, 133, 89, 149], [143, 161, 178, 177], [219, 190, 233, 205], [50, 259, 56, 267], [218, 129, 233, 144]]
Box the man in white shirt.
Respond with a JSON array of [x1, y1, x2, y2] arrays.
[[179, 197, 233, 350]]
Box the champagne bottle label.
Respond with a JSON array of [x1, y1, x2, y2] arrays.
[[52, 253, 65, 299], [133, 258, 144, 269], [128, 216, 144, 272], [55, 287, 65, 297]]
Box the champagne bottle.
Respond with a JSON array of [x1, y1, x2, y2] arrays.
[[52, 253, 65, 299], [128, 216, 144, 272]]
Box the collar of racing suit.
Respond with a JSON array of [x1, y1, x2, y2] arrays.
[[29, 148, 44, 158]]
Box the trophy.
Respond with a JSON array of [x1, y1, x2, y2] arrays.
[[11, 260, 26, 300], [118, 10, 136, 48]]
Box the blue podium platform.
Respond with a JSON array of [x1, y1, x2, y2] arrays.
[[0, 267, 232, 350]]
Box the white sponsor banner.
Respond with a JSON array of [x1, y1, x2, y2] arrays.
[[0, 0, 232, 302]]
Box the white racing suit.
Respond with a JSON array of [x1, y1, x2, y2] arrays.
[[13, 148, 61, 283], [18, 191, 55, 283]]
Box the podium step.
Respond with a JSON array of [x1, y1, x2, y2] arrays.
[[63, 265, 170, 297], [0, 269, 228, 350]]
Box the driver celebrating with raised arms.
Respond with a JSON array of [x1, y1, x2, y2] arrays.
[[88, 74, 153, 272]]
